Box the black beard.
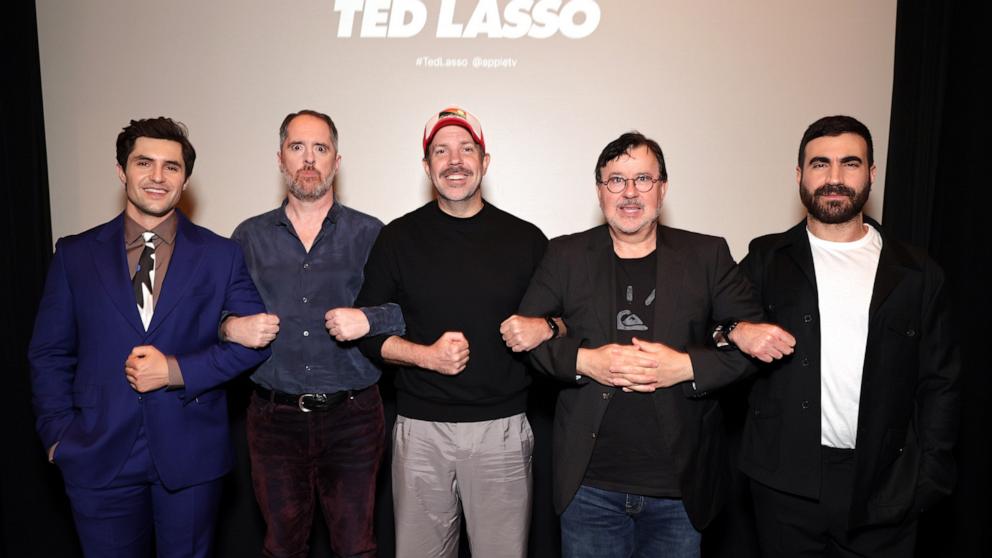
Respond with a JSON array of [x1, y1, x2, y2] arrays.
[[800, 181, 871, 224]]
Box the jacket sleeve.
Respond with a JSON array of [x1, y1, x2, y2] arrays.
[[174, 243, 270, 401], [517, 242, 586, 384], [683, 239, 764, 396], [28, 240, 79, 449], [913, 260, 961, 511]]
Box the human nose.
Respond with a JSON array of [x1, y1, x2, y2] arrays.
[[621, 178, 639, 196], [150, 164, 165, 183], [827, 163, 843, 184], [303, 146, 316, 165]]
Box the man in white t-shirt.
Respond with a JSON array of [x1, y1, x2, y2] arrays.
[[724, 115, 960, 556]]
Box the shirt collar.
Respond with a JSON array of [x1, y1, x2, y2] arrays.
[[275, 197, 341, 228], [124, 211, 178, 246]]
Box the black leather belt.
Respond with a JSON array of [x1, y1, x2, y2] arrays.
[[253, 385, 369, 413]]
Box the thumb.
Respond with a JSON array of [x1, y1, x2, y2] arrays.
[[130, 345, 151, 358], [632, 337, 659, 353]]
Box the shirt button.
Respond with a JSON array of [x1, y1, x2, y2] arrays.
[[601, 392, 610, 400], [303, 330, 310, 337], [302, 297, 308, 303], [801, 400, 810, 409], [591, 432, 597, 439], [305, 365, 311, 371], [803, 314, 813, 323], [303, 263, 310, 270], [802, 357, 810, 367]]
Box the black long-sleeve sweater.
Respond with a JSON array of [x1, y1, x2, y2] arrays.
[[356, 201, 547, 422]]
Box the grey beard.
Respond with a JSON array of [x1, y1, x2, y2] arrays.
[[285, 171, 333, 202]]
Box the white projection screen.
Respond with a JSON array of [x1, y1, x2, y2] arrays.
[[37, 0, 897, 259]]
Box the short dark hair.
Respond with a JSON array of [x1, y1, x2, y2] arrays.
[[279, 109, 339, 150], [798, 115, 874, 167], [116, 117, 196, 179], [595, 132, 668, 184]]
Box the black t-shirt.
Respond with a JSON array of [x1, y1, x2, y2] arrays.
[[584, 251, 681, 498]]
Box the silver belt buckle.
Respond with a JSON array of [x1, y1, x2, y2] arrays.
[[298, 393, 328, 412]]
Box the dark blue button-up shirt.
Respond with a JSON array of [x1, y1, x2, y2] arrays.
[[232, 200, 404, 393]]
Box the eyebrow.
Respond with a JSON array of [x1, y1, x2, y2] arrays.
[[288, 140, 331, 149], [132, 154, 183, 167], [808, 155, 863, 166]]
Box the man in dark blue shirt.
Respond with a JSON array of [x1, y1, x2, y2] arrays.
[[222, 109, 404, 558]]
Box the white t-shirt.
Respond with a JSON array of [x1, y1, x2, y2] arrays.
[[807, 224, 882, 449]]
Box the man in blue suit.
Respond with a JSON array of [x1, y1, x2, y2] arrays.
[[28, 117, 270, 557]]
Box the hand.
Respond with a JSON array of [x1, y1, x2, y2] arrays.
[[611, 338, 693, 392], [729, 322, 796, 363], [125, 345, 170, 393], [420, 331, 470, 376], [325, 308, 371, 341], [576, 343, 658, 387], [222, 313, 280, 348], [500, 315, 553, 352]]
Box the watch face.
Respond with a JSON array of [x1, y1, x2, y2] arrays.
[[713, 327, 729, 348]]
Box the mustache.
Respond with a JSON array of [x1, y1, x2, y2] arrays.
[[441, 165, 472, 178], [617, 199, 644, 209], [295, 165, 322, 178], [814, 183, 856, 198]]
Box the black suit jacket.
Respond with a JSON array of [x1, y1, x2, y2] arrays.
[[738, 219, 960, 528], [518, 224, 762, 530]]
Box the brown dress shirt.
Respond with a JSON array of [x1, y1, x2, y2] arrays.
[[124, 212, 184, 387]]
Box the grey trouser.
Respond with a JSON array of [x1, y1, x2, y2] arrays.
[[392, 413, 533, 558]]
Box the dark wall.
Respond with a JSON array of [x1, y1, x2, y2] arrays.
[[885, 1, 990, 556], [1, 1, 82, 557]]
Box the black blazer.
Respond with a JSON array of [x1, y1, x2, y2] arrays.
[[519, 224, 762, 530], [738, 219, 960, 528]]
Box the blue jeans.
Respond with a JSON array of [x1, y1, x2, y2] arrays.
[[561, 485, 700, 558]]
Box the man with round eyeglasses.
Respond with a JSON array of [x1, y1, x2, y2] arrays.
[[518, 131, 763, 557]]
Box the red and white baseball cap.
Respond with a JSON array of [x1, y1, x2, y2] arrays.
[[422, 106, 485, 155]]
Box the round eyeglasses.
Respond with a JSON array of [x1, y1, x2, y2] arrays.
[[598, 175, 661, 193]]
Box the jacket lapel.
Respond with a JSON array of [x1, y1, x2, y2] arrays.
[[146, 211, 205, 336], [867, 225, 912, 323], [783, 221, 819, 294], [93, 214, 146, 335], [587, 226, 617, 343], [652, 228, 685, 344]]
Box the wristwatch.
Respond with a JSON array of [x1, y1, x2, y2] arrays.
[[712, 320, 741, 350], [545, 316, 560, 339]]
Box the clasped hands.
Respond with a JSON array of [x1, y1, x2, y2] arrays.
[[578, 338, 693, 392]]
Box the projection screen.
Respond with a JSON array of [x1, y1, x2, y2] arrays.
[[37, 0, 897, 259]]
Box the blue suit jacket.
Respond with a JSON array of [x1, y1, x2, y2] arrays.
[[29, 211, 270, 490]]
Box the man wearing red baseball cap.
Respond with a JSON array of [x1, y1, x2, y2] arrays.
[[355, 106, 562, 557]]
